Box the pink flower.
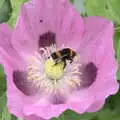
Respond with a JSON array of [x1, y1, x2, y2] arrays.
[[0, 0, 119, 120]]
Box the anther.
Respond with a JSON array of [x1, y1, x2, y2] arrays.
[[68, 80, 77, 88]]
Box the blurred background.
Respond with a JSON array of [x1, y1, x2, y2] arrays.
[[0, 0, 120, 120]]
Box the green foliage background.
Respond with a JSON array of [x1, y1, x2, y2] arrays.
[[0, 0, 120, 120]]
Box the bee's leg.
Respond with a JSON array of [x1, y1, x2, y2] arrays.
[[61, 58, 66, 69], [54, 59, 60, 65], [69, 58, 73, 64], [54, 61, 58, 65], [63, 61, 66, 69]]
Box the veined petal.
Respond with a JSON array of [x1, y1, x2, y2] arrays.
[[78, 17, 115, 66], [74, 17, 119, 112], [0, 24, 24, 69], [6, 64, 44, 118], [0, 59, 24, 117], [67, 88, 94, 114], [11, 0, 84, 60], [86, 100, 105, 112], [0, 40, 39, 118], [24, 115, 47, 120], [23, 103, 68, 119], [0, 24, 12, 46], [11, 2, 38, 59]]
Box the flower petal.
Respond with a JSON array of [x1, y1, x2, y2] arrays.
[[0, 48, 39, 118], [23, 103, 68, 119], [24, 115, 47, 120], [4, 63, 41, 118], [67, 89, 94, 114], [78, 17, 115, 66], [0, 49, 66, 119], [11, 2, 38, 58], [11, 0, 84, 59], [0, 24, 24, 69], [0, 24, 27, 117], [0, 24, 38, 96], [54, 0, 84, 50], [0, 24, 12, 48], [0, 60, 24, 117], [86, 100, 105, 112], [76, 16, 119, 110], [13, 70, 39, 96]]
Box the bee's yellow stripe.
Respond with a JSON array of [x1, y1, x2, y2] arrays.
[[70, 49, 73, 56]]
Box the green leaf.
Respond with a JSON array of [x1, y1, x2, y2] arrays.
[[17, 118, 24, 120], [0, 0, 12, 23], [0, 0, 5, 8], [84, 0, 107, 16], [98, 109, 116, 120], [0, 65, 5, 78], [0, 93, 18, 120], [0, 65, 6, 96], [51, 110, 97, 120], [11, 115, 18, 120], [117, 68, 120, 80], [70, 0, 74, 3], [114, 31, 120, 58], [7, 0, 28, 27], [1, 107, 11, 120], [107, 93, 120, 112], [113, 31, 120, 80], [106, 0, 120, 24], [0, 93, 6, 118], [103, 92, 120, 119], [84, 0, 120, 24], [116, 39, 120, 61], [74, 0, 86, 14]]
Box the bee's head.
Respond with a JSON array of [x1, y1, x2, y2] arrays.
[[51, 52, 58, 60]]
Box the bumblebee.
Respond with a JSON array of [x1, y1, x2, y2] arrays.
[[51, 48, 76, 68]]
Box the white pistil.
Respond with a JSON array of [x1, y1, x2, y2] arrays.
[[68, 79, 81, 88]]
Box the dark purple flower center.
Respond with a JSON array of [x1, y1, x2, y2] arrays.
[[81, 62, 98, 88], [13, 71, 39, 95], [50, 93, 66, 104], [39, 32, 56, 48]]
